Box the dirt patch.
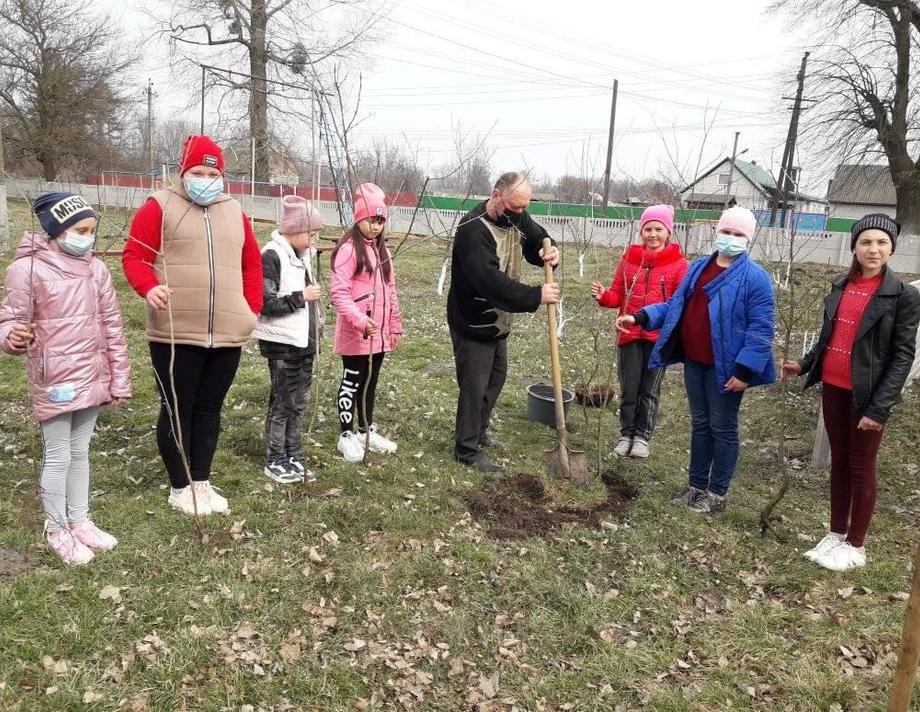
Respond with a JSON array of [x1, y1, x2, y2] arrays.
[[0, 546, 34, 582], [456, 470, 638, 540], [575, 384, 616, 408]]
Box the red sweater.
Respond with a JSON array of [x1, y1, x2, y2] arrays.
[[122, 199, 264, 314], [680, 258, 726, 366], [597, 243, 688, 345], [822, 273, 882, 390]]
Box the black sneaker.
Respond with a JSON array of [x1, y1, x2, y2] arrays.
[[689, 491, 726, 514], [288, 457, 315, 483], [264, 460, 300, 484], [457, 454, 505, 473], [671, 486, 704, 506]]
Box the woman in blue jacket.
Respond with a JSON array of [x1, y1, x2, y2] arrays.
[[617, 207, 776, 513]]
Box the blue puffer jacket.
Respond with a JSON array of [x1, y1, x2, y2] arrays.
[[641, 252, 776, 390]]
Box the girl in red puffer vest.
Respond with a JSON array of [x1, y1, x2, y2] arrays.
[[591, 205, 688, 458]]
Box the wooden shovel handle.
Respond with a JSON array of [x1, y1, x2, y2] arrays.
[[542, 238, 567, 436]]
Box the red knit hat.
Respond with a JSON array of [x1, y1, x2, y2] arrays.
[[179, 135, 225, 175]]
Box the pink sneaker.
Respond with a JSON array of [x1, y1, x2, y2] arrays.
[[46, 527, 94, 566], [70, 520, 118, 551]]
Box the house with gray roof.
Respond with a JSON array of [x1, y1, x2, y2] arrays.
[[680, 157, 826, 214], [826, 164, 896, 221]]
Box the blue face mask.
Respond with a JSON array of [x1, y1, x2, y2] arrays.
[[184, 176, 224, 206], [715, 233, 748, 257], [58, 230, 95, 257]]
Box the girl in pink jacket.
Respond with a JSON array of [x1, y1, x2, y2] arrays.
[[0, 192, 131, 566], [330, 183, 403, 463]]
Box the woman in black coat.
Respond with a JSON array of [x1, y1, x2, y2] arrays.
[[783, 213, 920, 572]]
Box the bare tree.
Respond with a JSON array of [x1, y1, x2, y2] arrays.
[[554, 174, 601, 203], [773, 0, 920, 230], [0, 0, 138, 180], [158, 0, 379, 183], [353, 138, 425, 195]]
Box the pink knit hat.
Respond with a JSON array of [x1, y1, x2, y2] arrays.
[[279, 195, 322, 235], [353, 183, 388, 224], [716, 206, 757, 240], [639, 204, 674, 235]]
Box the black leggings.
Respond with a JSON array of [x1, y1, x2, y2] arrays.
[[338, 353, 385, 433], [149, 342, 242, 488]]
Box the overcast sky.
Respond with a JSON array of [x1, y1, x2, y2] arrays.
[[104, 0, 823, 193]]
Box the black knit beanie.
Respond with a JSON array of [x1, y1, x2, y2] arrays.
[[33, 192, 96, 238], [851, 213, 900, 253]]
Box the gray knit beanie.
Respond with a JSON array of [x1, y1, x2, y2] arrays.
[[851, 213, 900, 253]]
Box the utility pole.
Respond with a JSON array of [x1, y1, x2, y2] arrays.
[[723, 131, 740, 210], [771, 52, 810, 227], [600, 78, 619, 213], [146, 79, 154, 189]]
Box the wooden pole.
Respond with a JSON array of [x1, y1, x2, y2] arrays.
[[723, 131, 739, 210], [600, 79, 618, 212], [889, 540, 920, 710]]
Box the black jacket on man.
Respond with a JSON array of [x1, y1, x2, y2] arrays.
[[447, 200, 553, 341], [799, 266, 920, 423]]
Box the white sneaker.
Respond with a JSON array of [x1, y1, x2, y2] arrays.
[[814, 541, 866, 572], [168, 485, 211, 516], [337, 431, 365, 463], [613, 437, 632, 456], [46, 525, 95, 566], [803, 532, 846, 562], [630, 438, 650, 458], [196, 481, 229, 514], [366, 424, 397, 454]]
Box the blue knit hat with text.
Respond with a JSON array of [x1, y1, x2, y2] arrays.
[[32, 192, 97, 238], [851, 213, 900, 253]]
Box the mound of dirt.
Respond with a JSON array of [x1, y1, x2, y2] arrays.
[[0, 546, 33, 582], [456, 470, 637, 540]]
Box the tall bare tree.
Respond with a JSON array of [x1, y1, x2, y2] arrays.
[[159, 0, 378, 183], [0, 0, 137, 180], [773, 0, 920, 230]]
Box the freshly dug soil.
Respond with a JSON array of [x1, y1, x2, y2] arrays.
[[457, 470, 637, 540], [574, 384, 616, 408]]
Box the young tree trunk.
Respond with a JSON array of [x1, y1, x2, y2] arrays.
[[249, 0, 270, 185], [889, 539, 920, 711]]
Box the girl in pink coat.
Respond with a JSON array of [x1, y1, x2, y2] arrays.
[[0, 192, 131, 566], [330, 183, 403, 463]]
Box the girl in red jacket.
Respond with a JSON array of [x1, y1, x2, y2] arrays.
[[591, 205, 688, 458]]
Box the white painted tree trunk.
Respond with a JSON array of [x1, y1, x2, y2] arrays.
[[436, 255, 449, 296], [578, 252, 586, 277]]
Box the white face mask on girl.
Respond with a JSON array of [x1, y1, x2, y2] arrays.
[[715, 232, 748, 257], [59, 230, 95, 256]]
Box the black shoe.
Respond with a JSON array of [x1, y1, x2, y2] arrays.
[[456, 454, 505, 472], [478, 433, 502, 449]]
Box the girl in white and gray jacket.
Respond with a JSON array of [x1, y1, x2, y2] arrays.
[[252, 196, 323, 484]]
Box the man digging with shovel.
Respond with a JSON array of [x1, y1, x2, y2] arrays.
[[448, 172, 560, 472]]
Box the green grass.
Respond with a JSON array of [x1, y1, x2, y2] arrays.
[[1, 198, 919, 710]]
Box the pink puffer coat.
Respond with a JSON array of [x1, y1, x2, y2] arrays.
[[330, 238, 403, 356], [0, 232, 132, 422]]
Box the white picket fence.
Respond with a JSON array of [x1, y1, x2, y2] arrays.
[[7, 178, 919, 272]]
